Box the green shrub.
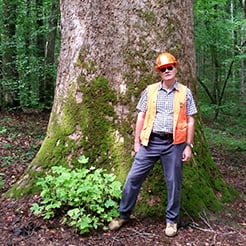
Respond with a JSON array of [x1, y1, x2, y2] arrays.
[[30, 156, 122, 234]]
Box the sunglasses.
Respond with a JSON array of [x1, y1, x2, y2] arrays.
[[160, 66, 174, 73]]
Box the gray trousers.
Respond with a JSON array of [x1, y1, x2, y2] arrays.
[[119, 134, 186, 223]]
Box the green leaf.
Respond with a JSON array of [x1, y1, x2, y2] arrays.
[[78, 155, 89, 164], [105, 199, 116, 208], [30, 203, 42, 215]]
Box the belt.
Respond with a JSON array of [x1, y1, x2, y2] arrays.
[[151, 132, 173, 139]]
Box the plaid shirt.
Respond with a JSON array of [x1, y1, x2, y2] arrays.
[[136, 81, 197, 133]]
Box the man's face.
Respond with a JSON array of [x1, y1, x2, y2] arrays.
[[159, 65, 177, 82]]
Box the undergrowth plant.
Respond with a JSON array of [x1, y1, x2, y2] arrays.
[[31, 155, 122, 234]]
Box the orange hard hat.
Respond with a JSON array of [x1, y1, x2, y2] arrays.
[[155, 52, 178, 71]]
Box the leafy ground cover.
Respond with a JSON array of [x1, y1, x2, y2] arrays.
[[0, 111, 245, 245]]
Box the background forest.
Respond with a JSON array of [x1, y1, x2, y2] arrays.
[[194, 0, 246, 152], [0, 0, 60, 111]]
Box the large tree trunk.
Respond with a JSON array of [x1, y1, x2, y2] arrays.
[[9, 0, 234, 217]]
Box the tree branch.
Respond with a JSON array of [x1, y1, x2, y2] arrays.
[[197, 77, 216, 104], [219, 61, 234, 104]]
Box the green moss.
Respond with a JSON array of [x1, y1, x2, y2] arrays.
[[75, 76, 131, 170], [136, 9, 156, 24], [75, 49, 96, 73], [213, 178, 238, 203], [183, 166, 222, 214]]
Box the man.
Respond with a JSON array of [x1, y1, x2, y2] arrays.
[[109, 52, 197, 237]]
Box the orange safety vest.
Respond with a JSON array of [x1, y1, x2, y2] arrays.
[[140, 82, 187, 146]]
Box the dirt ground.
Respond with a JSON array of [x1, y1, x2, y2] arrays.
[[0, 112, 245, 246]]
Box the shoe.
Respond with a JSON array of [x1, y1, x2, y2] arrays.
[[108, 218, 129, 231], [165, 222, 177, 237]]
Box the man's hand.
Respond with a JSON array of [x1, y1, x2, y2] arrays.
[[134, 142, 141, 152], [182, 145, 192, 162], [133, 111, 145, 153]]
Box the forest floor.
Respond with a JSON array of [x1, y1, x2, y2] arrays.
[[0, 111, 245, 246]]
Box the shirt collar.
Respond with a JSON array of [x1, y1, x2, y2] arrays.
[[158, 81, 178, 91]]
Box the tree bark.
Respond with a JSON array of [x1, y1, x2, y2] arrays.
[[9, 0, 234, 217]]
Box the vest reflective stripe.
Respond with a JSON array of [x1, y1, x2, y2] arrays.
[[140, 82, 187, 146]]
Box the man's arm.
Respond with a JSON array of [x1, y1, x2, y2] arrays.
[[182, 115, 195, 162], [186, 115, 195, 146], [134, 111, 146, 152]]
